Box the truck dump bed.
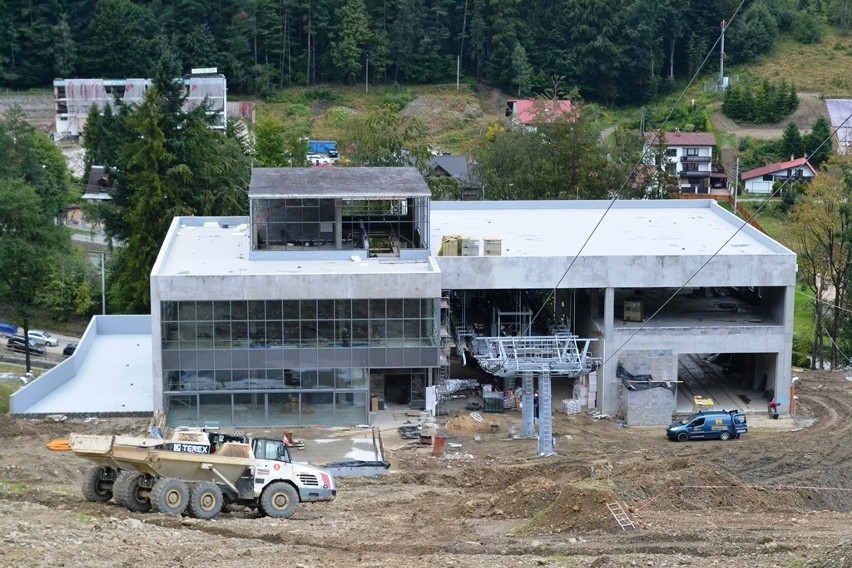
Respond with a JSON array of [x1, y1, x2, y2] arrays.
[[70, 434, 254, 484], [111, 442, 254, 483], [69, 434, 166, 470]]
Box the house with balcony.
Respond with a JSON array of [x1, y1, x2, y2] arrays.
[[643, 131, 723, 193]]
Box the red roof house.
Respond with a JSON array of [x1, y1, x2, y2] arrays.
[[740, 157, 816, 195]]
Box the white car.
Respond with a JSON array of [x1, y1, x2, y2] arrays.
[[28, 330, 59, 347], [307, 154, 332, 165]]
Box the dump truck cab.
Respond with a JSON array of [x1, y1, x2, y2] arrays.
[[249, 438, 336, 503]]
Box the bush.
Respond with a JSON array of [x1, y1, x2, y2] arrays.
[[792, 351, 811, 368], [303, 88, 340, 103], [380, 87, 414, 112], [284, 104, 311, 118], [793, 14, 824, 44]]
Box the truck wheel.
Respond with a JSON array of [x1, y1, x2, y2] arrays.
[[82, 465, 114, 503], [259, 482, 299, 519], [151, 478, 190, 516], [677, 432, 689, 442], [121, 473, 152, 513], [112, 471, 134, 506], [188, 481, 223, 520], [720, 431, 731, 441]]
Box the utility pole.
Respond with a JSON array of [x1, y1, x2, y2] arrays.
[[101, 252, 106, 315], [365, 57, 369, 94], [456, 56, 460, 90], [733, 156, 739, 213], [719, 20, 727, 90]]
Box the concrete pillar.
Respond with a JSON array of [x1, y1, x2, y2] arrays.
[[334, 199, 343, 249], [520, 371, 535, 438], [776, 284, 795, 415], [537, 369, 554, 456], [600, 287, 617, 415]]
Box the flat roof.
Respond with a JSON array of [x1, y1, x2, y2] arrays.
[[153, 218, 438, 277], [249, 167, 431, 198], [13, 316, 154, 415], [429, 200, 792, 258]]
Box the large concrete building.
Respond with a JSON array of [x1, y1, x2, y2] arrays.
[[12, 167, 797, 428], [52, 68, 226, 139]]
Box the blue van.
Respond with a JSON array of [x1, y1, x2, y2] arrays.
[[666, 410, 747, 442]]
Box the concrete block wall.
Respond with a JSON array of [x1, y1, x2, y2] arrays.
[[618, 350, 677, 426], [624, 385, 677, 426]]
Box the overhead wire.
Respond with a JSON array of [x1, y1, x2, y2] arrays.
[[602, 107, 852, 368], [515, 0, 852, 376], [523, 0, 749, 336]]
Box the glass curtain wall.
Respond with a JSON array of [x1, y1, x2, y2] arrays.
[[162, 298, 438, 427]]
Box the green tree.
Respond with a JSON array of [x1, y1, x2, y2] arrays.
[[828, 0, 852, 34], [473, 95, 623, 200], [789, 155, 852, 368], [331, 0, 371, 84], [79, 0, 158, 77], [52, 13, 77, 77], [804, 116, 833, 167], [0, 106, 72, 218], [37, 248, 96, 321], [793, 11, 825, 43], [781, 122, 803, 159], [253, 113, 310, 167], [0, 179, 67, 372], [346, 107, 430, 169], [511, 43, 533, 97], [182, 24, 219, 69], [728, 1, 779, 63], [85, 57, 251, 313]]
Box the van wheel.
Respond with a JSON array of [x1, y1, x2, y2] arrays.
[[720, 431, 731, 441], [677, 432, 689, 442]]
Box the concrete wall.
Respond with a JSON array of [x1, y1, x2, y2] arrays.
[[617, 349, 677, 427], [624, 384, 677, 426], [436, 253, 795, 291]]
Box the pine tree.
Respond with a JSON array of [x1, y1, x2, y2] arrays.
[[781, 122, 803, 160], [804, 117, 833, 167]]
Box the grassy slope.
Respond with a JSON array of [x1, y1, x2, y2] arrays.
[[745, 29, 852, 95]]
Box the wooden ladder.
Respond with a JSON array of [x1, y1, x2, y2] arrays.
[[606, 501, 636, 531]]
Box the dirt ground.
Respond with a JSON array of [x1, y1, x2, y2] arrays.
[[1, 368, 851, 567]]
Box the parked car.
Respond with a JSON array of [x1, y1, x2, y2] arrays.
[[6, 336, 46, 355], [666, 410, 747, 442], [27, 330, 59, 347], [63, 342, 78, 357]]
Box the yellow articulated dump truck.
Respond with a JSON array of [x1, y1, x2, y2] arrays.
[[69, 429, 336, 520]]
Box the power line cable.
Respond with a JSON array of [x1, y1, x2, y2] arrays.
[[602, 108, 852, 367], [523, 0, 749, 336]]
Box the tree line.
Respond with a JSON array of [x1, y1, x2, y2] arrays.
[[0, 0, 841, 104], [722, 79, 799, 124]]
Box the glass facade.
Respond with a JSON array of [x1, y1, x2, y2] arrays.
[[252, 196, 430, 252], [162, 298, 439, 427]]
